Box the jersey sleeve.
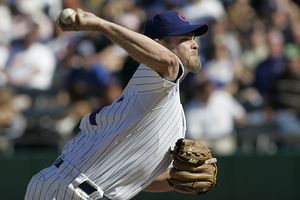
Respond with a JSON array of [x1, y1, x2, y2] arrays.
[[129, 60, 184, 111]]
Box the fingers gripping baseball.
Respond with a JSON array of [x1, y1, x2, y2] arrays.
[[57, 8, 101, 32]]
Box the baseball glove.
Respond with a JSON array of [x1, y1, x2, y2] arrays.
[[168, 138, 217, 195]]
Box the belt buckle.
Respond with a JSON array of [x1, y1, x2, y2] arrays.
[[78, 181, 97, 195]]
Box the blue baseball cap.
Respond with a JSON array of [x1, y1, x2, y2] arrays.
[[144, 11, 208, 39]]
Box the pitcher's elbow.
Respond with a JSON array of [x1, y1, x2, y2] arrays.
[[165, 54, 180, 81]]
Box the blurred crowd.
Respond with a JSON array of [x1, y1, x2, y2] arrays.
[[1, 0, 300, 155]]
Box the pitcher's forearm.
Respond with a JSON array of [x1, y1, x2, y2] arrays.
[[143, 180, 173, 193], [95, 19, 179, 80], [143, 170, 173, 192]]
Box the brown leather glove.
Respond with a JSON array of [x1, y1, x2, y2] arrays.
[[168, 138, 217, 195]]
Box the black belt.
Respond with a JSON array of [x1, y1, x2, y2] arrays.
[[53, 158, 108, 198]]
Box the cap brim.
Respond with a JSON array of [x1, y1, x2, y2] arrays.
[[168, 24, 208, 37]]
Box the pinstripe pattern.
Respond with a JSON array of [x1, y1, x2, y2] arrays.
[[25, 63, 186, 200]]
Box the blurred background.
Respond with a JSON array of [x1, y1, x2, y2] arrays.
[[1, 0, 300, 199]]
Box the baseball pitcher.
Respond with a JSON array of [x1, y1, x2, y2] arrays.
[[25, 8, 217, 200]]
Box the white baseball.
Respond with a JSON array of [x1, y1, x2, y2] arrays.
[[59, 8, 76, 25]]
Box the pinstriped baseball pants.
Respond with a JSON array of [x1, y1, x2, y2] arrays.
[[25, 162, 109, 200]]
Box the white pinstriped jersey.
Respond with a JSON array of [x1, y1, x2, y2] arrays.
[[25, 62, 186, 200]]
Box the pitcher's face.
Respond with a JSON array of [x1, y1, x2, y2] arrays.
[[162, 34, 201, 73]]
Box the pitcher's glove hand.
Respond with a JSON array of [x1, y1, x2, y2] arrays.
[[168, 138, 217, 195]]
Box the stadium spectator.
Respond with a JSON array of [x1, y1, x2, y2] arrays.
[[203, 35, 241, 91], [5, 16, 56, 91], [253, 29, 286, 98], [0, 89, 26, 153], [241, 22, 268, 71], [185, 77, 246, 155], [183, 0, 226, 23], [227, 0, 259, 48], [267, 44, 300, 134]]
